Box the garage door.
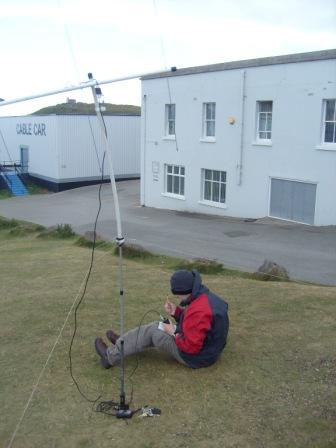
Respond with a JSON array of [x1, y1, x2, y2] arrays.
[[269, 178, 317, 225]]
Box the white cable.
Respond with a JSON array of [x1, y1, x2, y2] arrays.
[[152, 0, 179, 153], [6, 250, 110, 448], [57, 0, 81, 84]]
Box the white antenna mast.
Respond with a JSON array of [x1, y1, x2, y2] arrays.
[[0, 69, 167, 107], [88, 73, 128, 415], [0, 67, 171, 418]]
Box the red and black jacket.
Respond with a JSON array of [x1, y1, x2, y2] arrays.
[[173, 271, 229, 368]]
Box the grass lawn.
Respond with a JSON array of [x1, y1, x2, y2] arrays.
[[0, 219, 335, 448]]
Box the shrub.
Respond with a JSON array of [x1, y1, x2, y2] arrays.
[[38, 224, 75, 239], [75, 235, 113, 251], [174, 258, 224, 275], [56, 224, 75, 238], [118, 244, 155, 260], [0, 217, 44, 236], [9, 223, 45, 236], [0, 217, 20, 229]]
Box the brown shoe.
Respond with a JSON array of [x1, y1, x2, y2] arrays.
[[106, 330, 120, 344], [94, 337, 111, 369]]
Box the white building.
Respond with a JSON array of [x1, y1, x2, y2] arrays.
[[0, 114, 140, 191], [140, 49, 336, 226]]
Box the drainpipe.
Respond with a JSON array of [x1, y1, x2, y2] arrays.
[[140, 93, 147, 205], [238, 70, 246, 186]]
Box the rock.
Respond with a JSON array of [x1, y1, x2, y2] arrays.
[[253, 259, 290, 281]]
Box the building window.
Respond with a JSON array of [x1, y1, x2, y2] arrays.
[[165, 164, 185, 196], [203, 102, 216, 137], [202, 169, 226, 204], [257, 101, 272, 140], [323, 99, 336, 144], [165, 104, 175, 136]]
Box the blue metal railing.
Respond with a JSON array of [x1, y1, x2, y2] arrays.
[[0, 161, 28, 195]]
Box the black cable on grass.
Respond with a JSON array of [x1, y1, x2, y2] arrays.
[[68, 151, 106, 403], [67, 102, 160, 412], [95, 309, 162, 413]]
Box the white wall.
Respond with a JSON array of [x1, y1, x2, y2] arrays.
[[57, 115, 140, 181], [141, 58, 336, 225], [0, 114, 140, 183], [0, 116, 59, 179]]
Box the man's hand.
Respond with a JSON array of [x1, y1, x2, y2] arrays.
[[163, 322, 175, 336], [164, 297, 176, 316]]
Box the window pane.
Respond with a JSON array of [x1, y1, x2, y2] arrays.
[[326, 100, 335, 121], [205, 103, 215, 118], [207, 103, 215, 119], [260, 101, 272, 112], [167, 104, 174, 120], [266, 114, 272, 132], [173, 166, 179, 174], [166, 105, 175, 135], [220, 184, 226, 203], [258, 103, 272, 139], [259, 113, 266, 131], [324, 122, 335, 142], [180, 166, 185, 175], [180, 177, 185, 196], [204, 169, 212, 180], [173, 176, 179, 194], [213, 170, 220, 181], [212, 121, 216, 136], [204, 180, 211, 200], [203, 169, 226, 203], [212, 182, 219, 202], [167, 174, 172, 193], [205, 103, 211, 119], [168, 121, 175, 135], [207, 121, 215, 136], [167, 165, 172, 173]]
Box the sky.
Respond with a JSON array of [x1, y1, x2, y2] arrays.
[[0, 0, 335, 116]]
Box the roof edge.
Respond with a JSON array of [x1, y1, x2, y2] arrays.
[[141, 48, 336, 80]]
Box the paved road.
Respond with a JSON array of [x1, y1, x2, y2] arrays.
[[1, 180, 335, 286]]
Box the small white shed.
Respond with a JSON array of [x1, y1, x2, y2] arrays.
[[0, 114, 140, 191]]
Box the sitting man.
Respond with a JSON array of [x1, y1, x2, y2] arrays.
[[94, 270, 229, 369]]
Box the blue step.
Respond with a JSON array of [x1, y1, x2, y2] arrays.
[[2, 172, 29, 196]]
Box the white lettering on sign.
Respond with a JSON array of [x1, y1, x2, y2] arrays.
[[16, 123, 46, 136]]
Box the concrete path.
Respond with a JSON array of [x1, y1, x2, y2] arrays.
[[1, 180, 335, 286]]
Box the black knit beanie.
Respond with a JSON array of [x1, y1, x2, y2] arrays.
[[170, 270, 194, 295]]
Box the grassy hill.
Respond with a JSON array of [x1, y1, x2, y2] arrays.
[[1, 217, 335, 448], [32, 102, 141, 116]]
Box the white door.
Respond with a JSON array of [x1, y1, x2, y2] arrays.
[[20, 146, 29, 172], [269, 178, 316, 225]]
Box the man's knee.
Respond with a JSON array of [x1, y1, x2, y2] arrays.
[[152, 327, 172, 348]]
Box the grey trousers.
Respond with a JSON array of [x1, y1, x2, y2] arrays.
[[106, 322, 188, 367]]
